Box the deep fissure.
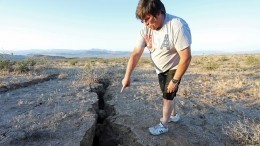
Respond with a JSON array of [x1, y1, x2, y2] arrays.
[[90, 79, 120, 146]]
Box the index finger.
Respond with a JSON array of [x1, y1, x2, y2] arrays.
[[121, 86, 126, 93]]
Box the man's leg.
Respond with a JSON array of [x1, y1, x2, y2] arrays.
[[158, 70, 179, 124], [161, 99, 174, 125], [171, 98, 176, 116], [149, 70, 180, 135], [149, 98, 172, 136]]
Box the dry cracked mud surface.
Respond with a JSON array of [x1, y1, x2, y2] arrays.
[[0, 68, 99, 146], [0, 55, 259, 146]]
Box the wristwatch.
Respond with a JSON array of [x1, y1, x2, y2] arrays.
[[172, 79, 179, 84]]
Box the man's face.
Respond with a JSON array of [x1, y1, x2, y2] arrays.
[[142, 14, 161, 30]]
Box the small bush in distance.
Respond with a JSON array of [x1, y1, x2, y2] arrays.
[[205, 61, 219, 71], [218, 56, 229, 62], [0, 60, 12, 70], [245, 56, 259, 67], [68, 59, 78, 66], [15, 59, 36, 73]]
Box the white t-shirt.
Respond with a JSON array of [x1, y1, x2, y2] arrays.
[[135, 13, 192, 74]]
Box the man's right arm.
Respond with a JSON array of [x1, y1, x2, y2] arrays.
[[121, 47, 144, 92]]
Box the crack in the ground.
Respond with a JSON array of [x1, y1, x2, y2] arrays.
[[0, 74, 59, 93], [89, 78, 143, 146], [89, 79, 120, 146]]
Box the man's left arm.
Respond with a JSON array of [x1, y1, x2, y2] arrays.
[[173, 46, 192, 80], [167, 46, 192, 93]]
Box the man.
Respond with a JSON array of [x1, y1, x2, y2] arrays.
[[121, 0, 192, 136]]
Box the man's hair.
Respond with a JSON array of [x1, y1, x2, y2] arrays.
[[136, 0, 166, 20]]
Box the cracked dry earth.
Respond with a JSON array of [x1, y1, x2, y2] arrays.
[[107, 69, 259, 146], [0, 68, 99, 146], [0, 55, 260, 146]]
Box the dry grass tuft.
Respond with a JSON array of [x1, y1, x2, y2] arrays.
[[81, 58, 125, 84], [245, 56, 260, 67], [223, 118, 260, 145]]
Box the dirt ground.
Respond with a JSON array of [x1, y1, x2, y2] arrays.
[[0, 55, 259, 146], [0, 67, 99, 146]]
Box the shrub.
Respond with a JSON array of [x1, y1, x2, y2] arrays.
[[245, 56, 259, 67], [84, 66, 105, 84], [218, 56, 229, 62], [205, 61, 219, 71], [139, 58, 151, 64], [193, 60, 204, 66], [0, 60, 12, 70], [68, 59, 78, 66], [83, 63, 116, 84], [223, 118, 260, 145], [84, 63, 92, 70], [27, 59, 36, 66], [17, 61, 29, 73], [15, 59, 37, 73]]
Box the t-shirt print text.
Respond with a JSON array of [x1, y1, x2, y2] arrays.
[[160, 34, 170, 50]]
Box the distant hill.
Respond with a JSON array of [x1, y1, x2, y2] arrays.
[[4, 49, 260, 60], [28, 54, 67, 59], [13, 49, 132, 58], [0, 53, 67, 60], [0, 53, 26, 60]]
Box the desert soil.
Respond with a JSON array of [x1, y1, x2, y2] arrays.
[[0, 55, 259, 146]]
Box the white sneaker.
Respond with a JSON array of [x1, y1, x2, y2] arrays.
[[160, 113, 180, 123], [149, 122, 168, 136]]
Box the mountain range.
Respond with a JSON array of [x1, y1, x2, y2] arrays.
[[12, 48, 132, 58], [1, 48, 259, 60]]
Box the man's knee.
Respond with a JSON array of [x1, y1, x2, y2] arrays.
[[163, 99, 173, 105]]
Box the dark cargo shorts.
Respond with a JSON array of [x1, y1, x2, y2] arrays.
[[158, 69, 181, 100]]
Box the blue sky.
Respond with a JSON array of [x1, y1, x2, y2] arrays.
[[0, 0, 259, 53]]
